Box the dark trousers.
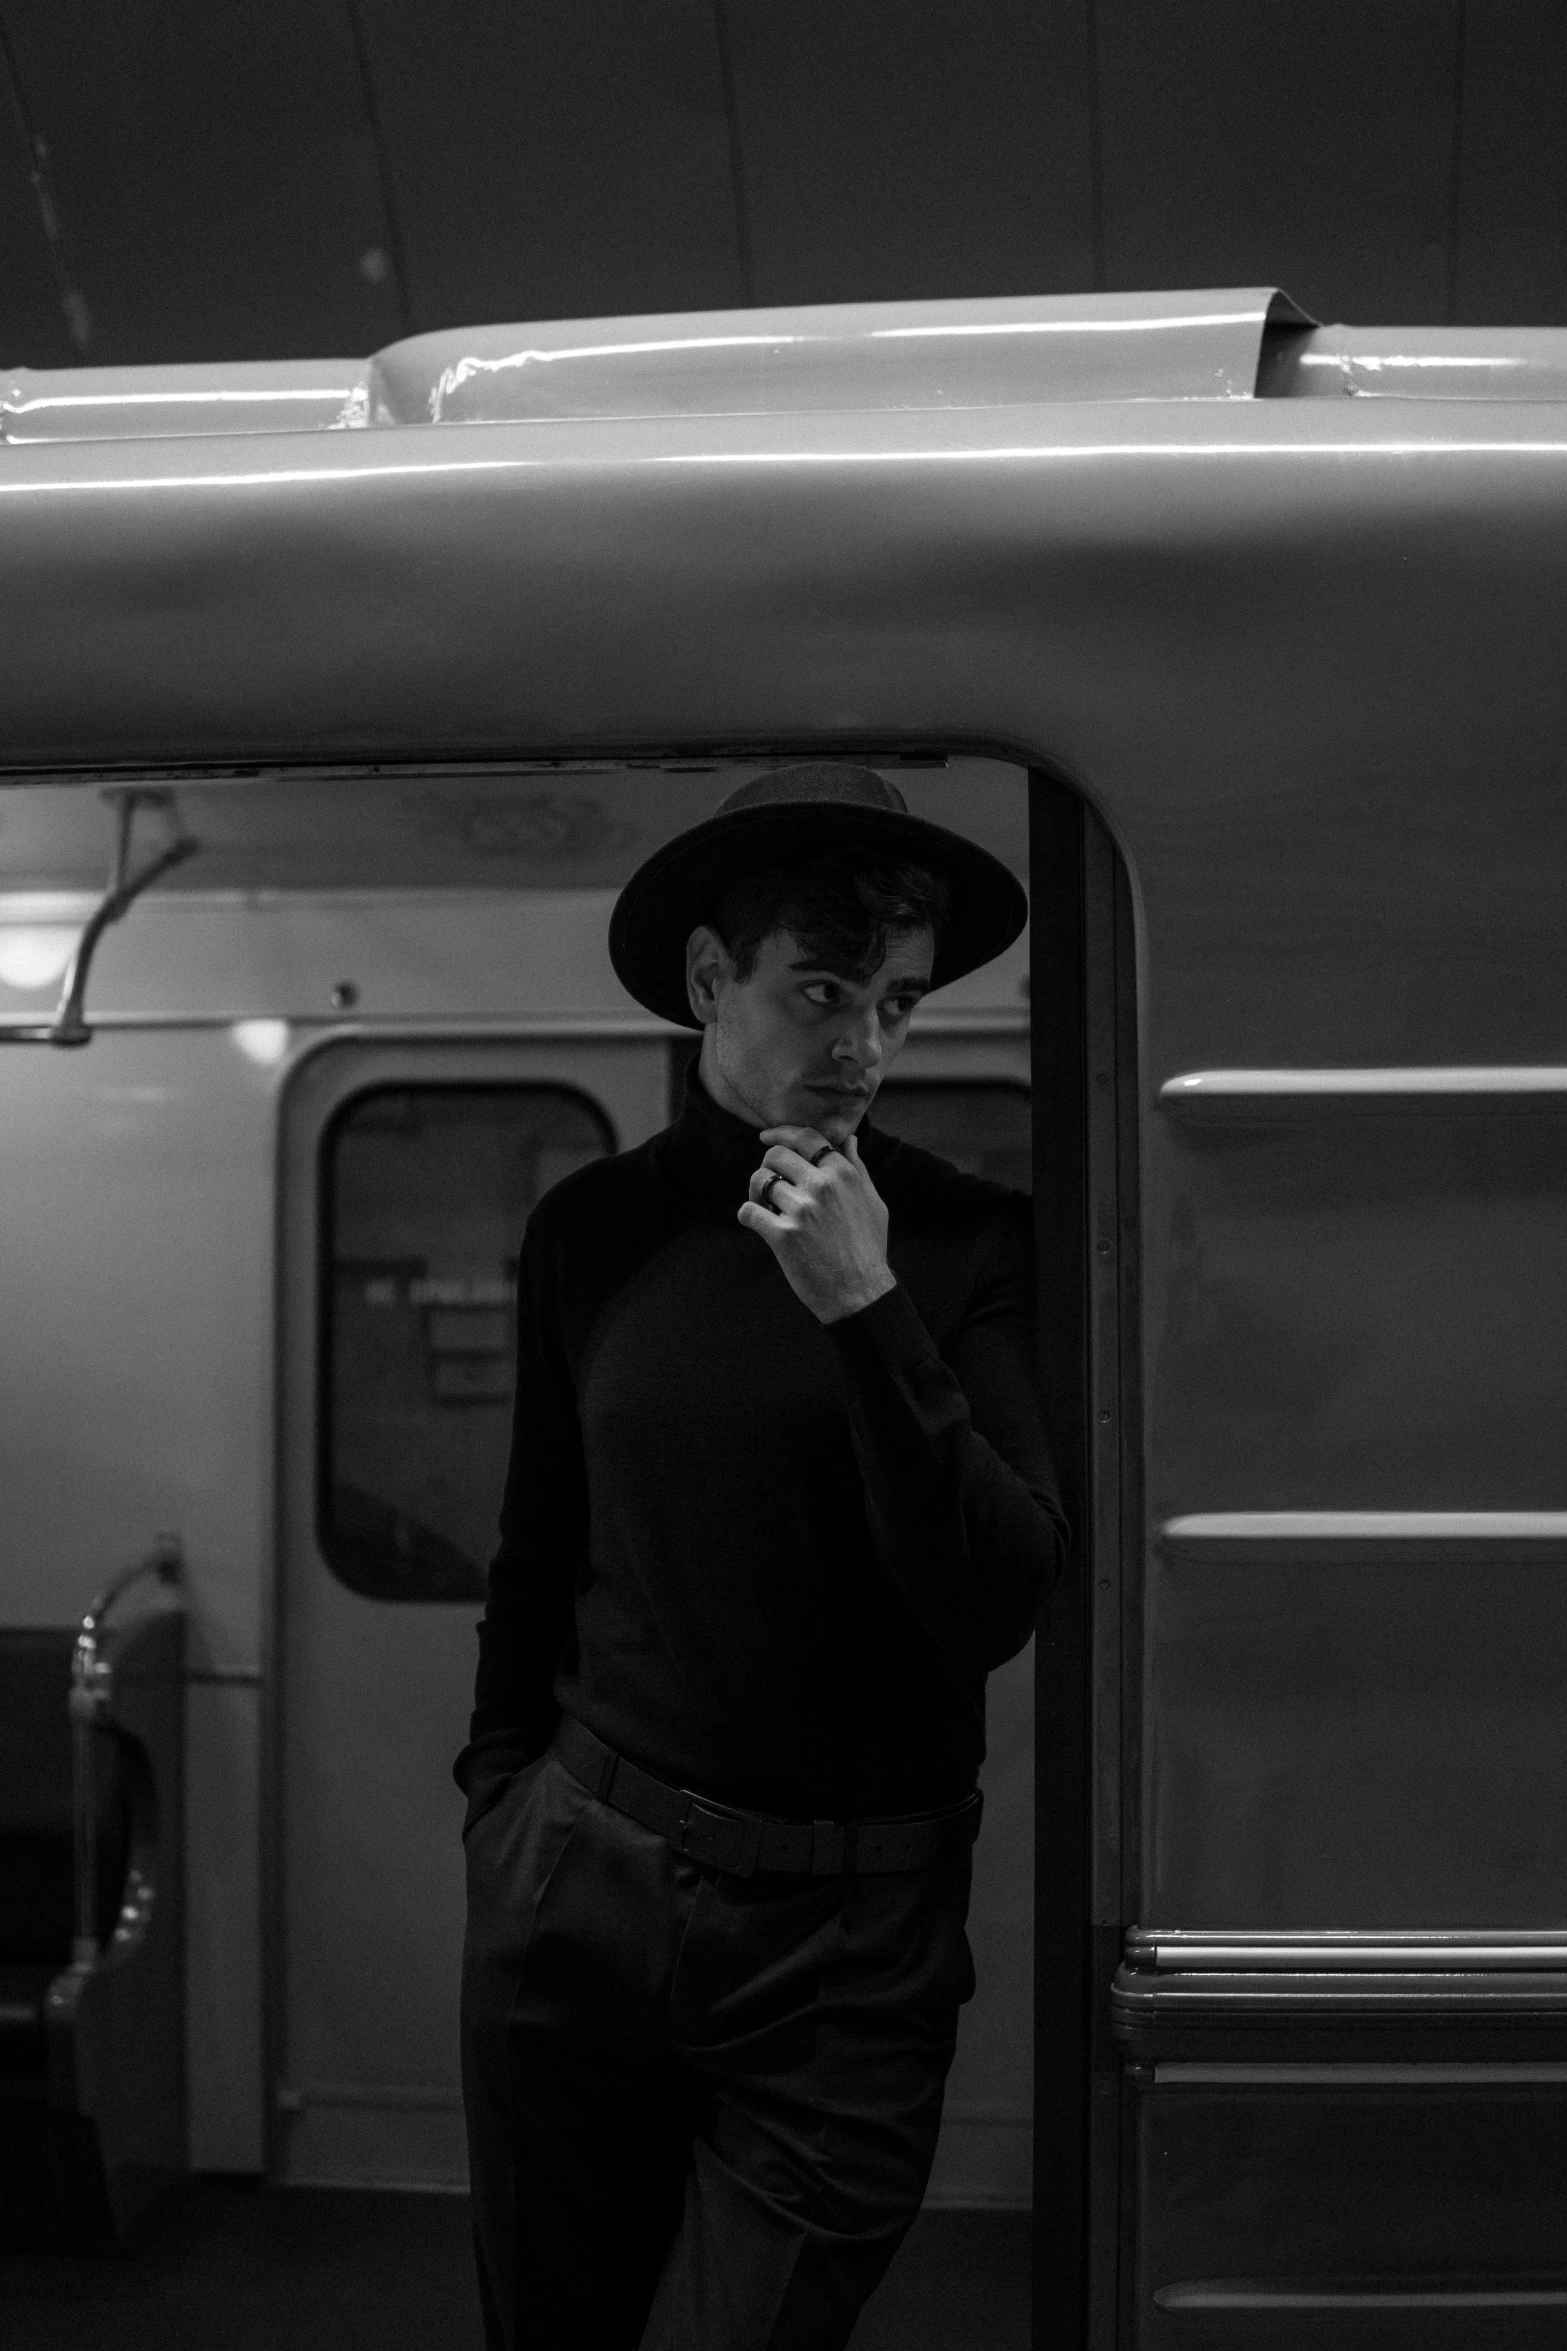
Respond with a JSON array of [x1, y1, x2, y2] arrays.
[[460, 1747, 976, 2351]]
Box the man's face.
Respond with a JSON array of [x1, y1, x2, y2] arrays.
[[686, 923, 934, 1144]]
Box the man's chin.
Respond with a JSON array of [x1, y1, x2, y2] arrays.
[[795, 1090, 874, 1142]]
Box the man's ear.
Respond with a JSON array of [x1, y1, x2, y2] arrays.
[[685, 924, 731, 1026]]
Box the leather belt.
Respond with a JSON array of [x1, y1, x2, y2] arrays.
[[553, 1716, 981, 1880]]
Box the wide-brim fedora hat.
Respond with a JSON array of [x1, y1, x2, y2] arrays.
[[609, 762, 1027, 1029]]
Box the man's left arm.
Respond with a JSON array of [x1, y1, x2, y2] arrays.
[[823, 1192, 1069, 1671]]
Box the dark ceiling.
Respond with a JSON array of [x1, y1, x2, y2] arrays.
[[2, 0, 1563, 372]]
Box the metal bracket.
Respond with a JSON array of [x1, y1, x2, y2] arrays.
[[69, 1532, 184, 1961], [0, 786, 198, 1047]]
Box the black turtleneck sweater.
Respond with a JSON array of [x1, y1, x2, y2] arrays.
[[459, 1071, 1067, 1819]]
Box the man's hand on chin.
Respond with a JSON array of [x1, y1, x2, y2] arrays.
[[737, 1123, 898, 1324]]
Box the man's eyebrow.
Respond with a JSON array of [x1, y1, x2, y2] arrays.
[[785, 957, 932, 989]]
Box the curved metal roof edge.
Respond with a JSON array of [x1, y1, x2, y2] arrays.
[[1, 287, 1304, 445], [7, 287, 1567, 451]]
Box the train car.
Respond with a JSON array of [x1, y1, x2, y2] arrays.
[[3, 287, 1567, 2340]]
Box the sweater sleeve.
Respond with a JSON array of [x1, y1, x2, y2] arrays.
[[453, 1212, 586, 1792], [824, 1192, 1068, 1672]]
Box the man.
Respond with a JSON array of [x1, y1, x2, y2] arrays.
[[457, 762, 1067, 2351]]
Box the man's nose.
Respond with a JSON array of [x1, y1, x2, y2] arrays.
[[832, 1008, 882, 1070]]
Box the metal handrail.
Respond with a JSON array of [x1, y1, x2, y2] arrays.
[[0, 789, 197, 1048], [68, 1533, 184, 1963]]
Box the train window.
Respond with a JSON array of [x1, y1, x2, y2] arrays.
[[318, 1084, 614, 1601], [871, 1080, 1031, 1192]]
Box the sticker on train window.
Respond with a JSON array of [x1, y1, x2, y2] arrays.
[[318, 1084, 615, 1601]]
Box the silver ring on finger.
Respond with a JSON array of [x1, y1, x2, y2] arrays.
[[760, 1172, 784, 1211]]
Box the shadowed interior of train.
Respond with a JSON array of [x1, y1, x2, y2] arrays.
[[0, 753, 1086, 2349]]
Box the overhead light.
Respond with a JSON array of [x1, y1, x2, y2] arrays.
[[231, 1018, 290, 1067]]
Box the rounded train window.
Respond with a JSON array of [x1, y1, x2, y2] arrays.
[[319, 1084, 614, 1601]]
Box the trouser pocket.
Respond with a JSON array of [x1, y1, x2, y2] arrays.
[[461, 1747, 548, 1843]]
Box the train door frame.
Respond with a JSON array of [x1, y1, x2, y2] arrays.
[[1030, 774, 1142, 2351], [250, 752, 1136, 2274]]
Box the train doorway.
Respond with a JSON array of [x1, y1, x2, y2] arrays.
[[274, 1034, 670, 2183], [260, 754, 1084, 2328]]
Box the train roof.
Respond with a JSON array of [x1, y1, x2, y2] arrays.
[[2, 286, 1567, 784], [6, 288, 1567, 444]]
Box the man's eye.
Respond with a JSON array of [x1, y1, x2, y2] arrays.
[[802, 983, 841, 1006]]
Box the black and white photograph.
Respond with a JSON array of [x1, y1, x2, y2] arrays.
[[3, 6, 1567, 2347]]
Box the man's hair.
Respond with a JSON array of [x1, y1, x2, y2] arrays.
[[710, 850, 950, 985]]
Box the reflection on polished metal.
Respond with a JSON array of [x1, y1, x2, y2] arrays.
[[0, 290, 1308, 448], [0, 360, 372, 444], [1271, 324, 1567, 404], [1113, 1933, 1567, 2044], [1155, 2062, 1567, 2083], [69, 1533, 184, 1961], [1128, 1928, 1567, 1973], [1161, 1510, 1567, 1542], [408, 288, 1305, 422], [1159, 1065, 1567, 1118], [1158, 2285, 1567, 2312], [11, 304, 1567, 447]]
